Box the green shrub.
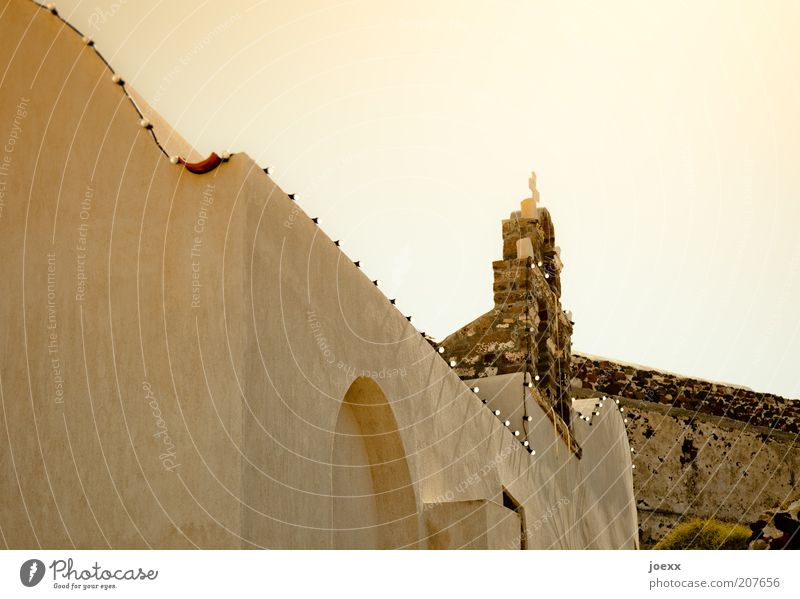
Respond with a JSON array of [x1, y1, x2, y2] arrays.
[[654, 518, 751, 550]]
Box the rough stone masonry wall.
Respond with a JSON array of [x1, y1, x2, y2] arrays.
[[571, 355, 800, 543], [572, 354, 800, 434], [622, 397, 800, 544]]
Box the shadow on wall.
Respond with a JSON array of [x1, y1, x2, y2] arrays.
[[331, 377, 419, 549]]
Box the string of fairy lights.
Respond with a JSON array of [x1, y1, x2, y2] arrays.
[[523, 256, 535, 447], [574, 395, 637, 468], [437, 225, 637, 462], [37, 0, 635, 468]]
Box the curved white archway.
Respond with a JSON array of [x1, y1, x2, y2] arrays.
[[331, 377, 419, 549]]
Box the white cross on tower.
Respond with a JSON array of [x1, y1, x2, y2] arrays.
[[519, 170, 540, 219], [528, 170, 540, 203]]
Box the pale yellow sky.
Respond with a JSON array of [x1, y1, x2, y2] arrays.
[[40, 0, 800, 397]]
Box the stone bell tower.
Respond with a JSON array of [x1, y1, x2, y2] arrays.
[[439, 172, 574, 425]]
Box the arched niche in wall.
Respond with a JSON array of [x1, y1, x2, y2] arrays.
[[331, 377, 419, 549]]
